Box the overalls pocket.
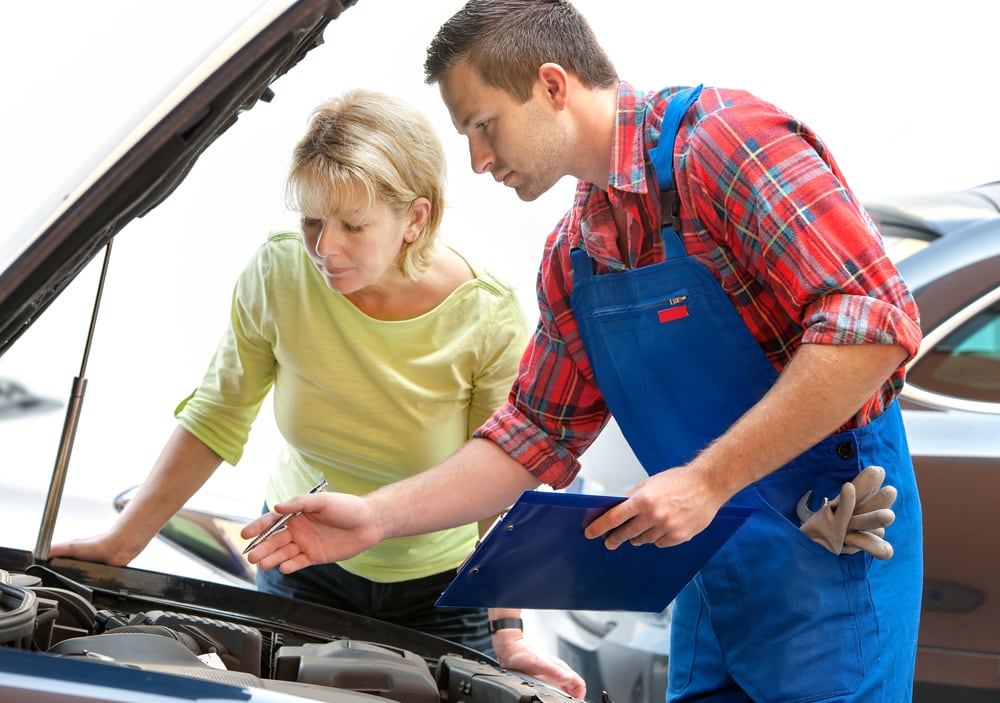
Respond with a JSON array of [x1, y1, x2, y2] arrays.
[[700, 487, 872, 701]]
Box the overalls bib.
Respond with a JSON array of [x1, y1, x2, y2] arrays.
[[569, 86, 922, 702]]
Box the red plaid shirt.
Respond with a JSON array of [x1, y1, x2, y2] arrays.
[[476, 82, 922, 488]]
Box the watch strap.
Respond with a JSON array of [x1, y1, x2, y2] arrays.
[[488, 617, 524, 634]]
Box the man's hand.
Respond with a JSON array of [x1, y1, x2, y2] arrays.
[[492, 628, 587, 699], [241, 492, 381, 572], [583, 463, 726, 549]]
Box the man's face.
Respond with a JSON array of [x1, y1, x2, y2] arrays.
[[439, 60, 569, 202]]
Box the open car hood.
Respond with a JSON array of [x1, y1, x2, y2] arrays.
[[0, 0, 355, 357], [0, 4, 586, 700]]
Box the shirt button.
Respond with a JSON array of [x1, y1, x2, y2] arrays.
[[837, 442, 855, 460]]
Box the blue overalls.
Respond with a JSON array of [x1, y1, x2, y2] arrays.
[[569, 86, 923, 702]]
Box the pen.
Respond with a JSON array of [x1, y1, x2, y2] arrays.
[[242, 479, 328, 555]]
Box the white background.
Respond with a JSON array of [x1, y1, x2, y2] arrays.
[[1, 0, 998, 569]]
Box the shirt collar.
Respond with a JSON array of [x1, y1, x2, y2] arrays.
[[569, 81, 655, 271], [607, 80, 655, 196]]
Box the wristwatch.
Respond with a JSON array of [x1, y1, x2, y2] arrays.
[[488, 617, 524, 634]]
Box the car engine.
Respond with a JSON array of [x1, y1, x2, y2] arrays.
[[0, 563, 573, 703]]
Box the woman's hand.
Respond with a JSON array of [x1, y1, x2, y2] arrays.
[[49, 531, 141, 567]]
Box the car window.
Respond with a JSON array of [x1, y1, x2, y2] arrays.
[[908, 295, 1000, 404]]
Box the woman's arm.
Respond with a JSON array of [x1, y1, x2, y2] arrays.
[[50, 425, 223, 565]]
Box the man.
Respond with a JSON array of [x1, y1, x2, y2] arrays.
[[245, 1, 923, 700]]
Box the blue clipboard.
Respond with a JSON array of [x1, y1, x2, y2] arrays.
[[436, 490, 754, 612]]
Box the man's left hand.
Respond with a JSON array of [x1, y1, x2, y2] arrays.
[[492, 628, 587, 699], [583, 464, 723, 549]]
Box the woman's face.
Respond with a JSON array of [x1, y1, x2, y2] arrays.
[[300, 197, 417, 295]]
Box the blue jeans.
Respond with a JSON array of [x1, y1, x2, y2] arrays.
[[255, 541, 492, 656]]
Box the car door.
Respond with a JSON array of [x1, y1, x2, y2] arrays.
[[903, 251, 1000, 696]]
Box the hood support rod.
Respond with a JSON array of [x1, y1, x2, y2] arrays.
[[35, 239, 114, 560]]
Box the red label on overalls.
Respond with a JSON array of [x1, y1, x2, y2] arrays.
[[658, 305, 689, 324]]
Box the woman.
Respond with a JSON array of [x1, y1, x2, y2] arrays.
[[51, 90, 582, 693]]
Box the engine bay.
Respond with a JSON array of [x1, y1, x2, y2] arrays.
[[0, 556, 573, 703]]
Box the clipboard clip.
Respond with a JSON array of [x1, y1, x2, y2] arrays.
[[456, 510, 510, 574]]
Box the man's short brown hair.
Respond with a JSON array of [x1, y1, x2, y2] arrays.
[[425, 0, 617, 103]]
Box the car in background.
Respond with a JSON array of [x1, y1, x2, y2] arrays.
[[891, 182, 1000, 701], [0, 2, 584, 701], [0, 378, 61, 420], [535, 181, 1000, 703]]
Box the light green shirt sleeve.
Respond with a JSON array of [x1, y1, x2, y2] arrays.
[[176, 231, 529, 582]]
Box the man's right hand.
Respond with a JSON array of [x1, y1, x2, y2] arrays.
[[241, 491, 381, 573]]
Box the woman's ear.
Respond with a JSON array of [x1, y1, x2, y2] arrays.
[[404, 197, 432, 242]]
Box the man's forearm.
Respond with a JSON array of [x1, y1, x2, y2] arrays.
[[692, 341, 908, 503], [583, 341, 909, 549], [370, 437, 540, 540]]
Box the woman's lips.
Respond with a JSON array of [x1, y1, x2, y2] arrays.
[[313, 260, 348, 277]]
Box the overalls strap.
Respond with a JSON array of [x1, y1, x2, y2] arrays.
[[649, 85, 702, 259], [571, 84, 703, 280]]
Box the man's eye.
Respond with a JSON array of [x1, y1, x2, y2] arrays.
[[476, 119, 489, 131]]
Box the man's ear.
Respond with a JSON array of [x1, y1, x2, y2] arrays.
[[537, 63, 569, 110], [405, 197, 431, 242]]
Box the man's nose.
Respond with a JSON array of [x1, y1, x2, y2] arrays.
[[469, 137, 494, 175]]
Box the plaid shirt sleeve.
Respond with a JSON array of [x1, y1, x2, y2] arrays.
[[474, 209, 610, 489], [676, 86, 922, 420]]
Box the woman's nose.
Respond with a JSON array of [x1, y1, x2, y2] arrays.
[[313, 219, 342, 256]]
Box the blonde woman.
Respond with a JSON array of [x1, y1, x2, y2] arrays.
[[53, 90, 583, 694]]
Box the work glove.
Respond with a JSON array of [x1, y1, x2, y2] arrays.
[[797, 465, 896, 560]]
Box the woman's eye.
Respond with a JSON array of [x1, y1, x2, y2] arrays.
[[343, 222, 364, 233], [301, 218, 322, 231], [476, 119, 489, 131]]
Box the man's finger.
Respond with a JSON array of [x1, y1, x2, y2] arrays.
[[248, 530, 296, 566], [584, 502, 635, 540], [628, 525, 664, 547], [241, 511, 280, 539], [600, 516, 654, 550], [279, 552, 316, 574]]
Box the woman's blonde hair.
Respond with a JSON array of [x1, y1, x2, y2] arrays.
[[285, 89, 446, 279]]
